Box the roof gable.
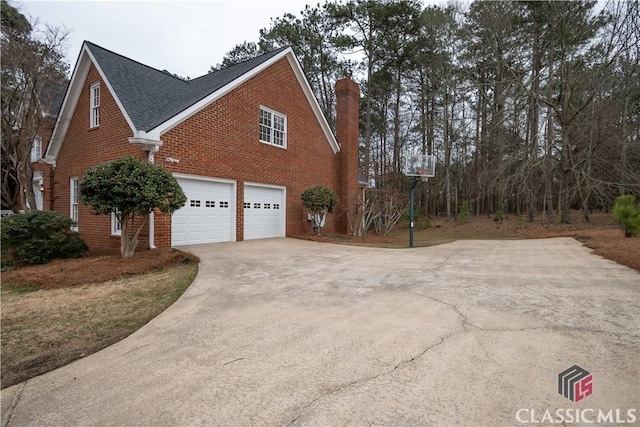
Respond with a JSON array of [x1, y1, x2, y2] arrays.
[[45, 42, 338, 161]]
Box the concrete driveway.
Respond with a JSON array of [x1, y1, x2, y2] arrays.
[[2, 238, 639, 426]]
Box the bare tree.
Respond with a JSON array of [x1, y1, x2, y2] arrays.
[[1, 0, 69, 211]]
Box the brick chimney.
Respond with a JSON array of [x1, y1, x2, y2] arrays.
[[335, 78, 360, 234]]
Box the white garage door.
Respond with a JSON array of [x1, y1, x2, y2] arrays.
[[172, 177, 235, 246], [243, 185, 285, 240]]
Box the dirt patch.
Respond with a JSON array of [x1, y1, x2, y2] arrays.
[[297, 211, 639, 272], [2, 249, 199, 289]]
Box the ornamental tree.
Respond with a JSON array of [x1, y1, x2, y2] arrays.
[[80, 156, 186, 258], [301, 185, 338, 235]]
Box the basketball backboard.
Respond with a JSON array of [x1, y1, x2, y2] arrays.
[[405, 154, 436, 177]]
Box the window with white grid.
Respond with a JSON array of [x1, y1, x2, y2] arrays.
[[70, 177, 79, 231], [111, 210, 122, 236], [259, 106, 287, 148], [90, 82, 100, 128]]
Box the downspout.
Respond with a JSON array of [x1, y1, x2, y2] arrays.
[[147, 144, 160, 249], [129, 131, 163, 250]]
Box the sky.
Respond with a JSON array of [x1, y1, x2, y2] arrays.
[[17, 0, 316, 79]]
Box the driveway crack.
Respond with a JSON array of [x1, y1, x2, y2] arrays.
[[288, 326, 463, 425], [287, 291, 551, 425], [2, 380, 27, 427], [406, 291, 550, 333]]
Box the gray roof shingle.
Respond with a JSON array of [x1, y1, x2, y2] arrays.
[[86, 42, 288, 131]]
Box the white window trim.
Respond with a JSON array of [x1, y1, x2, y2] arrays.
[[259, 106, 287, 149], [90, 82, 100, 128], [111, 211, 122, 236], [31, 136, 42, 162], [70, 177, 79, 231]]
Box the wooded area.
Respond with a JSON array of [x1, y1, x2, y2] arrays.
[[217, 0, 639, 223]]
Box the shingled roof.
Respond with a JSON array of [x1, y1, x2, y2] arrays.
[[45, 41, 340, 161], [86, 42, 289, 132]]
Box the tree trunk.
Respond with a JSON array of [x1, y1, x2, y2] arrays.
[[120, 213, 148, 259], [543, 45, 556, 223], [527, 18, 541, 222], [443, 82, 451, 220]]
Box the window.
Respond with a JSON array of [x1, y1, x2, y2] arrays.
[[243, 203, 251, 209], [205, 201, 215, 208], [254, 203, 261, 209], [219, 201, 229, 208], [111, 211, 122, 236], [259, 106, 287, 148], [70, 177, 79, 231], [31, 136, 42, 162], [190, 200, 201, 207], [90, 82, 100, 128]]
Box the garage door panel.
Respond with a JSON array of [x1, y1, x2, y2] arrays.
[[172, 178, 234, 246], [244, 185, 285, 240]]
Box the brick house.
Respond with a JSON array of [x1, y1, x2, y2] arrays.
[[42, 42, 360, 251]]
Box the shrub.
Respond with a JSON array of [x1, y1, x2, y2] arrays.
[[457, 201, 470, 222], [1, 211, 88, 265], [494, 210, 504, 223], [301, 185, 338, 235], [420, 216, 431, 230], [613, 195, 640, 237]]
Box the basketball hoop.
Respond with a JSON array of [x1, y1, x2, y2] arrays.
[[404, 154, 436, 178], [405, 154, 436, 248]]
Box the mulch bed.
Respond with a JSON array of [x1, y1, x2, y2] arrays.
[[2, 249, 199, 289]]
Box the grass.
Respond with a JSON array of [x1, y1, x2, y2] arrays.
[[1, 261, 197, 389]]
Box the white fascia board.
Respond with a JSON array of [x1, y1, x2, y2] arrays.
[[44, 43, 138, 162], [44, 45, 91, 161], [149, 50, 292, 137], [285, 52, 340, 154], [150, 48, 340, 154]]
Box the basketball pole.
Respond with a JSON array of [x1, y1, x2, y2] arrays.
[[409, 176, 419, 248]]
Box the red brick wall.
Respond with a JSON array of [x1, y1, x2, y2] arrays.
[[52, 64, 147, 253], [156, 57, 343, 243], [54, 56, 360, 251]]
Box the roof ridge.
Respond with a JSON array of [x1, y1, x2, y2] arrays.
[[191, 46, 290, 82], [84, 41, 190, 85]]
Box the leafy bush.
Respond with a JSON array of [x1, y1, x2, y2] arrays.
[[420, 216, 431, 230], [457, 201, 470, 222], [613, 195, 640, 237], [493, 210, 504, 223], [1, 210, 88, 265], [301, 185, 338, 235]]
